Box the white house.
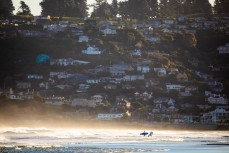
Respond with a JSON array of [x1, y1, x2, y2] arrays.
[[76, 84, 90, 93], [201, 108, 229, 124], [50, 58, 74, 66], [157, 69, 167, 77], [9, 89, 34, 100], [39, 82, 49, 89], [147, 36, 160, 42], [44, 24, 65, 32], [131, 49, 142, 57], [100, 28, 117, 35], [97, 113, 124, 120], [27, 74, 43, 80], [91, 94, 104, 105], [9, 94, 24, 100], [205, 91, 221, 97], [49, 71, 74, 79], [137, 65, 150, 73], [195, 71, 209, 80], [109, 69, 126, 76], [50, 58, 90, 66], [16, 82, 31, 89], [122, 75, 144, 81], [217, 43, 229, 54], [57, 73, 73, 79], [163, 19, 175, 25], [44, 96, 65, 106], [82, 46, 102, 55], [166, 84, 185, 91], [207, 96, 228, 105], [78, 35, 89, 42], [134, 91, 152, 101], [86, 78, 102, 84], [71, 29, 83, 36]]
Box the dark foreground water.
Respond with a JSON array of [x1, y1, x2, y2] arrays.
[[0, 128, 228, 153]]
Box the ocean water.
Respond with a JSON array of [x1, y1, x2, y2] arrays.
[[0, 128, 229, 153]]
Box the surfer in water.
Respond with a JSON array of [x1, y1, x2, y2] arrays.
[[140, 131, 153, 137], [148, 131, 153, 137]]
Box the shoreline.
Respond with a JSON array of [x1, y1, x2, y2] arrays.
[[1, 118, 228, 131]]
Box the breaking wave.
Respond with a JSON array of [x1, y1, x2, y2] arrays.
[[0, 128, 228, 152]]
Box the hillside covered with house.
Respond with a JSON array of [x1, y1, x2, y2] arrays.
[[0, 14, 229, 128]]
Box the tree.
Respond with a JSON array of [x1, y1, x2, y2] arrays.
[[214, 0, 222, 14], [141, 0, 151, 20], [40, 0, 88, 17], [193, 0, 212, 14], [214, 0, 229, 14], [148, 0, 158, 18], [17, 1, 32, 16], [40, 0, 59, 16], [0, 0, 15, 17], [167, 0, 182, 17], [78, 0, 88, 17], [112, 0, 118, 17], [128, 0, 151, 20], [128, 0, 137, 19], [65, 0, 88, 17], [91, 1, 113, 18], [92, 0, 105, 11], [183, 0, 212, 15], [176, 0, 186, 15], [64, 0, 77, 16], [118, 1, 129, 19], [159, 0, 187, 17], [159, 0, 169, 17], [183, 0, 194, 15]]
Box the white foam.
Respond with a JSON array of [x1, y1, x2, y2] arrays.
[[0, 128, 229, 148]]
